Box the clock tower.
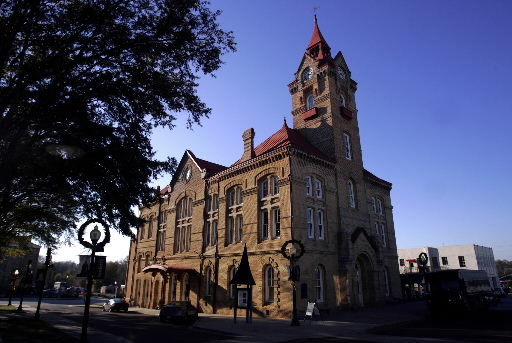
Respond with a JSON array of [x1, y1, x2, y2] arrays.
[[288, 16, 367, 212]]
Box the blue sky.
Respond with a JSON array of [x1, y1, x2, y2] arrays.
[[52, 0, 512, 262]]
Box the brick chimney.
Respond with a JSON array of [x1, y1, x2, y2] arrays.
[[241, 128, 255, 162]]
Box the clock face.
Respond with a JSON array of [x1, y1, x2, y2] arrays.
[[337, 66, 346, 79], [302, 67, 313, 81]]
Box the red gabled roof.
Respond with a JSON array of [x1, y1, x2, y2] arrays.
[[307, 15, 330, 51], [187, 150, 227, 177], [232, 121, 333, 166]]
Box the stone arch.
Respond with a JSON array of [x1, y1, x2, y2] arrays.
[[354, 252, 375, 308]]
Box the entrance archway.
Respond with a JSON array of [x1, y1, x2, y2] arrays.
[[354, 253, 374, 307]]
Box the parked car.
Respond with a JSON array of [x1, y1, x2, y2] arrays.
[[103, 298, 129, 312], [159, 301, 198, 322], [42, 288, 59, 298]]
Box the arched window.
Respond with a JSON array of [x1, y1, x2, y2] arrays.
[[343, 133, 352, 160], [137, 255, 142, 273], [205, 268, 213, 297], [148, 216, 154, 239], [347, 179, 356, 208], [175, 197, 192, 253], [264, 265, 274, 304], [226, 186, 243, 245], [169, 274, 177, 301], [340, 94, 346, 107], [139, 221, 146, 240], [259, 175, 280, 242], [306, 94, 315, 110], [314, 265, 325, 303]]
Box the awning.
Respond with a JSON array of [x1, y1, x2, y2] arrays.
[[405, 259, 417, 262], [141, 264, 195, 274]]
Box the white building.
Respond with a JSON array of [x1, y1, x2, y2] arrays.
[[398, 244, 498, 287]]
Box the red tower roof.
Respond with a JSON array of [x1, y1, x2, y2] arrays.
[[306, 15, 331, 61]]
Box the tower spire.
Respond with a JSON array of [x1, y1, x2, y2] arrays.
[[306, 15, 331, 61]]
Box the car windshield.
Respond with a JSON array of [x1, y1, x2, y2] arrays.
[[111, 298, 123, 303]]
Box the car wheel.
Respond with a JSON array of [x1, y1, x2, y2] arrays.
[[108, 307, 112, 312], [102, 307, 106, 312], [124, 307, 128, 313]]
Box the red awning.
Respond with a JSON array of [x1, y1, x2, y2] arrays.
[[405, 259, 416, 262], [141, 264, 195, 273]]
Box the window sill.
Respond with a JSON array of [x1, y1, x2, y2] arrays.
[[303, 107, 318, 120]]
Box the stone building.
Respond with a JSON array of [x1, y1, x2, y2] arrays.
[[125, 17, 402, 318]]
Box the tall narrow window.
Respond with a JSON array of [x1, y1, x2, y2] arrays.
[[264, 265, 274, 304], [314, 265, 325, 303], [340, 94, 346, 107], [204, 222, 211, 247], [315, 179, 322, 199], [343, 133, 352, 160], [205, 268, 213, 296], [307, 208, 314, 239], [317, 209, 325, 239], [374, 222, 380, 236], [175, 197, 193, 253], [228, 189, 235, 207], [306, 94, 315, 110], [148, 216, 154, 239], [227, 216, 234, 244], [261, 179, 269, 198], [140, 222, 146, 240], [212, 194, 219, 211], [372, 197, 377, 213], [380, 222, 387, 248], [261, 209, 269, 240], [212, 221, 218, 245], [305, 176, 312, 196], [442, 257, 448, 265], [272, 208, 281, 238], [236, 215, 243, 242], [347, 179, 356, 208], [271, 176, 279, 196], [376, 199, 383, 215]]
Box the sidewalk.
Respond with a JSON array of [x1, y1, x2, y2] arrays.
[[1, 301, 463, 343]]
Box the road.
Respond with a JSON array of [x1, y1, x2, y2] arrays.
[[5, 296, 234, 342]]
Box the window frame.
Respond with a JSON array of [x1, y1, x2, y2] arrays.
[[307, 207, 314, 239], [272, 207, 281, 239], [315, 179, 322, 199], [305, 176, 312, 196], [317, 209, 325, 240], [314, 265, 325, 303], [306, 94, 315, 110], [343, 133, 352, 160], [458, 256, 466, 267], [264, 265, 275, 304], [347, 179, 356, 208]]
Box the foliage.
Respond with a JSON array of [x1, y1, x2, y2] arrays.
[[496, 259, 512, 278], [0, 0, 236, 256], [45, 258, 128, 290]]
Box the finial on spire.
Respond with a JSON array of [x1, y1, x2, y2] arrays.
[[313, 7, 319, 23]]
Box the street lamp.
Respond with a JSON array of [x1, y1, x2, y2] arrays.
[[280, 240, 305, 326], [114, 281, 118, 298], [7, 269, 20, 306], [78, 219, 110, 343]]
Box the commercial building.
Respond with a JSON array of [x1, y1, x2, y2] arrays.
[[398, 244, 499, 287], [125, 17, 401, 318]]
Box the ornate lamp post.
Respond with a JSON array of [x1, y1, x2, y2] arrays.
[[281, 240, 305, 326], [7, 268, 20, 306], [78, 219, 110, 343]]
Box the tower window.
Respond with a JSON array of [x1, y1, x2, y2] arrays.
[[343, 133, 352, 160], [306, 95, 315, 110], [347, 179, 356, 208], [340, 94, 346, 107]]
